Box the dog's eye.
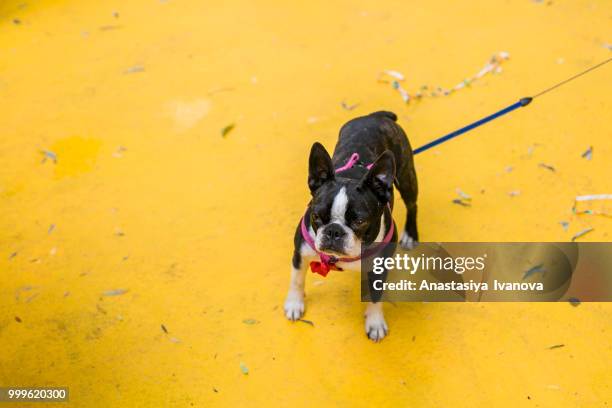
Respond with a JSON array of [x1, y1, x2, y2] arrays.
[[353, 219, 366, 228], [311, 213, 322, 225]]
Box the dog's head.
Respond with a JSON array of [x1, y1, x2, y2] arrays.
[[307, 142, 395, 257]]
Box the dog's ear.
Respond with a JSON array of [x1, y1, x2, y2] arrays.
[[308, 142, 335, 193], [360, 151, 395, 203]]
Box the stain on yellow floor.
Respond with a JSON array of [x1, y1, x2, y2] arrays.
[[1, 0, 611, 406]]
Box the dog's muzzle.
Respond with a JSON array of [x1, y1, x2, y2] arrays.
[[318, 223, 347, 254]]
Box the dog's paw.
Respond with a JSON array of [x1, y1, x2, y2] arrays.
[[365, 312, 388, 342], [399, 232, 418, 250], [284, 291, 305, 321]]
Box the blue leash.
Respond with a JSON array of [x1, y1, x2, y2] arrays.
[[412, 57, 611, 155], [413, 97, 531, 155]]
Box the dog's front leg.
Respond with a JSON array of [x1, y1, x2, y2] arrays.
[[365, 254, 390, 342], [284, 250, 306, 320], [365, 302, 388, 342]]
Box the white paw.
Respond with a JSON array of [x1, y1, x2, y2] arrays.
[[399, 232, 418, 250], [284, 291, 305, 321], [365, 311, 388, 342]]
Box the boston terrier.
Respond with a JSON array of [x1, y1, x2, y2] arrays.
[[284, 111, 419, 342]]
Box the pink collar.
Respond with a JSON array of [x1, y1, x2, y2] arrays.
[[334, 152, 374, 172], [300, 152, 394, 277]]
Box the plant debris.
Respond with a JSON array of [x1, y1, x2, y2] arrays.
[[102, 288, 129, 296], [112, 146, 127, 158], [581, 146, 593, 160], [508, 190, 521, 197], [559, 221, 569, 231], [15, 285, 33, 302], [48, 224, 55, 234], [99, 25, 122, 31], [124, 65, 145, 74], [341, 100, 360, 111], [538, 163, 555, 172], [573, 195, 612, 218], [207, 86, 234, 95], [378, 52, 510, 105], [523, 264, 545, 280], [242, 318, 259, 325], [455, 188, 471, 201], [221, 123, 235, 138], [41, 150, 58, 164], [571, 227, 593, 242], [573, 209, 611, 218], [452, 189, 472, 206], [548, 344, 565, 350], [161, 324, 168, 333], [575, 194, 612, 202], [391, 80, 410, 103], [568, 297, 581, 307], [381, 70, 405, 81], [452, 199, 471, 207], [9, 251, 18, 259], [297, 318, 314, 326], [239, 362, 249, 375]]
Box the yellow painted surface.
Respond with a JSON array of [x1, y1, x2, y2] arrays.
[[1, 0, 611, 406]]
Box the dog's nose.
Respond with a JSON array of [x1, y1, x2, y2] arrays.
[[325, 223, 346, 241]]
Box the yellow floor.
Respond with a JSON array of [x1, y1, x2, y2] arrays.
[[1, 0, 611, 406]]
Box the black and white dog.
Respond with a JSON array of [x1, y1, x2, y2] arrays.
[[284, 111, 419, 342]]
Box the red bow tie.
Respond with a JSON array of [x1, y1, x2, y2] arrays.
[[309, 254, 343, 277]]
